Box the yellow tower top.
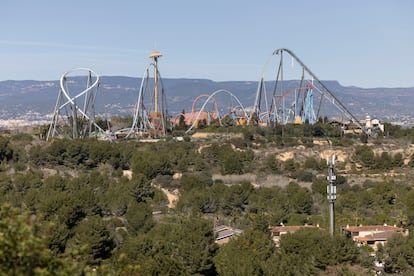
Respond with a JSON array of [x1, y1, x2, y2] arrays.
[[149, 51, 162, 59]]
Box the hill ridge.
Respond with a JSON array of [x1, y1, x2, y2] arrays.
[[0, 77, 413, 125]]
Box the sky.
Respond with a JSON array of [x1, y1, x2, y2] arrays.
[[1, 0, 413, 88]]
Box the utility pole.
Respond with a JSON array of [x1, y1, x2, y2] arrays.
[[327, 155, 337, 235]]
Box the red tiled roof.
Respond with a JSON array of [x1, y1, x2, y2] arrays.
[[270, 225, 319, 233], [342, 225, 403, 232]]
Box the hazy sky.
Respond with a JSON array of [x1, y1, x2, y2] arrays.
[[1, 0, 413, 88]]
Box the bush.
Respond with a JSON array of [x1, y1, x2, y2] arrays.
[[291, 170, 314, 182], [14, 162, 27, 172]]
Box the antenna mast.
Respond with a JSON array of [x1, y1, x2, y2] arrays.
[[327, 155, 337, 235]]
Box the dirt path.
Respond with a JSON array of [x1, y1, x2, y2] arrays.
[[159, 187, 178, 208], [123, 170, 179, 208]]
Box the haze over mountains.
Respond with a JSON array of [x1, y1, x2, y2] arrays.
[[0, 76, 413, 126]]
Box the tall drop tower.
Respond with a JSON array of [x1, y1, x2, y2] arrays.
[[149, 51, 162, 116], [120, 50, 169, 139]]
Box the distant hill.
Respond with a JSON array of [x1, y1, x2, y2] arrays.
[[0, 76, 413, 125]]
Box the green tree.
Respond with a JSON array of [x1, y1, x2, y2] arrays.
[[0, 136, 13, 161], [354, 145, 375, 169], [221, 153, 243, 174], [127, 173, 154, 203], [118, 216, 217, 275], [311, 123, 325, 137], [215, 229, 276, 275], [261, 154, 280, 174], [178, 110, 187, 129], [180, 172, 213, 192], [140, 255, 187, 275], [43, 175, 68, 192], [279, 228, 360, 274], [13, 172, 42, 195], [248, 186, 289, 225], [66, 215, 115, 266], [360, 133, 368, 143], [45, 139, 67, 165], [376, 152, 392, 170], [405, 190, 414, 225], [392, 152, 404, 168], [63, 140, 88, 166], [381, 233, 414, 274], [283, 158, 296, 172], [104, 179, 130, 216], [286, 182, 313, 214], [221, 181, 253, 214], [125, 201, 154, 234], [383, 123, 404, 137], [311, 178, 327, 196], [0, 204, 82, 274], [131, 149, 171, 179], [332, 235, 360, 265], [279, 228, 333, 273]]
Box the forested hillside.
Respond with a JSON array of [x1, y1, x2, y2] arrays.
[[2, 122, 414, 274]]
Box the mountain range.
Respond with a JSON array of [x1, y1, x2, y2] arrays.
[[0, 76, 413, 126]]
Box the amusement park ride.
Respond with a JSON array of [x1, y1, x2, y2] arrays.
[[46, 68, 106, 141], [47, 48, 365, 141], [116, 50, 169, 139], [260, 48, 363, 129]]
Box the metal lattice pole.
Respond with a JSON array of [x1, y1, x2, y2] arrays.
[[327, 155, 337, 235]]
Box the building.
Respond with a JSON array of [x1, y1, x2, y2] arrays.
[[362, 115, 385, 134], [370, 118, 384, 132], [214, 225, 242, 245], [270, 224, 320, 246], [329, 115, 384, 135], [329, 118, 363, 134], [341, 224, 407, 250]]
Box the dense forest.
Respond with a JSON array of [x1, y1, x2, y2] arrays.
[[2, 122, 414, 275]]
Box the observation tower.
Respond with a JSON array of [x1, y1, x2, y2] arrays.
[[149, 51, 162, 116], [117, 50, 169, 139]]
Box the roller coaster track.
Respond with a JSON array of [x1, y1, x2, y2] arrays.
[[47, 68, 107, 141], [190, 94, 219, 125], [185, 89, 249, 133], [272, 48, 365, 132], [117, 61, 169, 139]]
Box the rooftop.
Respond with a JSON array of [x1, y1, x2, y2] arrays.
[[270, 225, 319, 233], [355, 231, 399, 242], [342, 225, 403, 232]]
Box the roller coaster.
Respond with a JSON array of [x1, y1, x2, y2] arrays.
[[47, 48, 364, 140], [46, 68, 109, 141], [251, 48, 363, 129], [183, 48, 364, 133], [115, 51, 169, 139], [185, 90, 249, 133]]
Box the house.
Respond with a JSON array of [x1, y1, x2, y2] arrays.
[[329, 118, 363, 134], [329, 115, 385, 135], [329, 118, 348, 128], [214, 225, 242, 245], [270, 224, 320, 247], [370, 118, 384, 132], [361, 115, 385, 134], [341, 224, 407, 250]]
